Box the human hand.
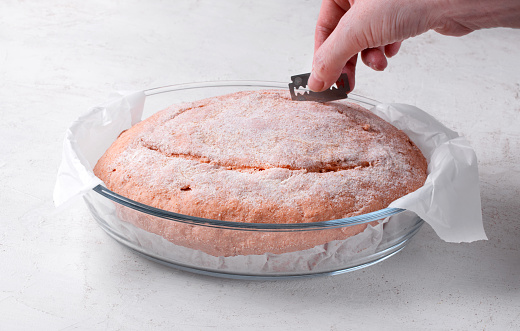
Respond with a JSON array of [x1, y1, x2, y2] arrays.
[[309, 0, 520, 92]]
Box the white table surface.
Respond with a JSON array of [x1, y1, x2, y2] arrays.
[[1, 1, 519, 330]]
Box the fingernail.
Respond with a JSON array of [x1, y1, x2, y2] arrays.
[[308, 71, 325, 92]]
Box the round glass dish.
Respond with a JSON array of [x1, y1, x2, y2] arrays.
[[84, 81, 424, 280]]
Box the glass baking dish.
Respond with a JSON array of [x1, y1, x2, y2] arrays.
[[84, 81, 424, 279]]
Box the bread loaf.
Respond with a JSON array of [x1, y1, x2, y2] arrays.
[[94, 90, 427, 256]]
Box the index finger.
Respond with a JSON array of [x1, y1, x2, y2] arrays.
[[314, 0, 351, 53], [310, 8, 369, 92]]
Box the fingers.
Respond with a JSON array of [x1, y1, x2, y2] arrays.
[[384, 41, 401, 58], [360, 41, 401, 71], [314, 0, 350, 52], [361, 47, 387, 71], [309, 10, 367, 92], [311, 36, 403, 91], [310, 0, 408, 92], [343, 54, 358, 92], [310, 1, 353, 92]]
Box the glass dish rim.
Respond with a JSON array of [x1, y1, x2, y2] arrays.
[[92, 80, 406, 231]]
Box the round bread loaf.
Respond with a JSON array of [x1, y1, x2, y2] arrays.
[[94, 90, 427, 256]]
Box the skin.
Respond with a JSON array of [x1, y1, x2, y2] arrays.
[[309, 0, 520, 92]]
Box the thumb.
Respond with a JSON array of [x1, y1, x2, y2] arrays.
[[308, 10, 369, 92]]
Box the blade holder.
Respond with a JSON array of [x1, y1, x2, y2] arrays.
[[289, 73, 350, 102]]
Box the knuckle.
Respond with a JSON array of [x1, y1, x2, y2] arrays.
[[312, 55, 328, 75]]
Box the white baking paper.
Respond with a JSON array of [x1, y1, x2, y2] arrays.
[[53, 90, 145, 208], [372, 104, 486, 242], [54, 91, 487, 243]]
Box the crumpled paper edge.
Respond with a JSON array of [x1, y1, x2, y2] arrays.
[[372, 104, 487, 242], [54, 91, 487, 243], [53, 91, 145, 209]]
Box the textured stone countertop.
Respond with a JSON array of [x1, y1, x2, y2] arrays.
[[1, 1, 519, 330]]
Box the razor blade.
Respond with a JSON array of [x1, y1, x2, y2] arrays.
[[289, 73, 350, 102]]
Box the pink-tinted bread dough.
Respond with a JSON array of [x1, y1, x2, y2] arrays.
[[94, 90, 427, 256]]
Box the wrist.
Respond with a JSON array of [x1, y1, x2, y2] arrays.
[[438, 0, 520, 30]]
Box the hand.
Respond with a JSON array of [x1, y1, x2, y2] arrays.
[[309, 0, 520, 92]]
